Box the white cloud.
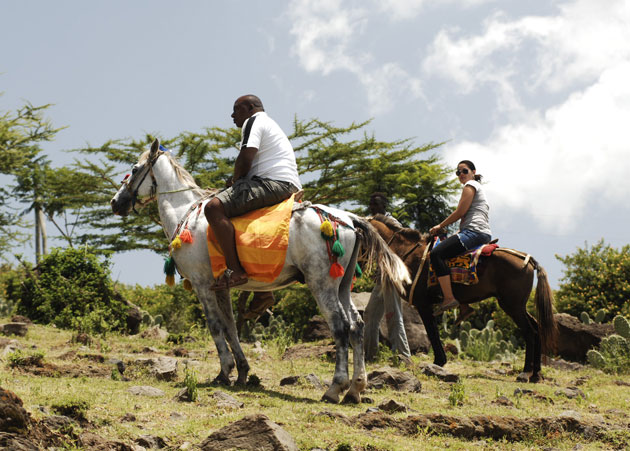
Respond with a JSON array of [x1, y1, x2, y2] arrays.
[[378, 0, 496, 21], [423, 0, 630, 101], [287, 0, 423, 114], [445, 62, 630, 232]]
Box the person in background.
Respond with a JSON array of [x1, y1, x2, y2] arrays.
[[364, 192, 411, 360], [430, 160, 491, 316]]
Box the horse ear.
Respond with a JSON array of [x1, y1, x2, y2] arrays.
[[150, 138, 160, 158]]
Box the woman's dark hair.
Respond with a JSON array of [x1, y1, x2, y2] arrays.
[[458, 160, 483, 182]]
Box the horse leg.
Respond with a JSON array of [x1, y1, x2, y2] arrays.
[[417, 301, 447, 366], [215, 288, 250, 385], [312, 285, 351, 404], [525, 312, 543, 383], [197, 289, 235, 385], [499, 297, 538, 383], [338, 242, 366, 404]]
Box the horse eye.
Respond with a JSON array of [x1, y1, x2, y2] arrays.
[[132, 167, 138, 174]]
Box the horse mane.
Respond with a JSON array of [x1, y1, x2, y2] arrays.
[[140, 150, 217, 197], [372, 213, 431, 244]]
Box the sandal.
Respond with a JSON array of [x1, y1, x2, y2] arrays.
[[210, 269, 248, 291], [433, 299, 459, 316]]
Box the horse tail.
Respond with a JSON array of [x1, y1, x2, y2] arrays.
[[531, 257, 557, 356], [352, 217, 411, 294]]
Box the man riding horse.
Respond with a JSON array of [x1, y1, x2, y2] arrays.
[[204, 95, 301, 291]]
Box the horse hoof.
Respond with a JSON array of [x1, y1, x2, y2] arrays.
[[212, 374, 232, 386], [321, 393, 340, 404], [529, 373, 543, 383], [341, 392, 361, 405], [516, 372, 533, 383]]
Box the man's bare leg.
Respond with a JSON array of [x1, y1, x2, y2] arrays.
[[204, 198, 248, 288]]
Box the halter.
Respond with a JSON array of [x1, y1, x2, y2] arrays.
[[120, 150, 195, 213]]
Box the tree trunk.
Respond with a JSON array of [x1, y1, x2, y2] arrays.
[[38, 207, 48, 255], [34, 207, 41, 263]]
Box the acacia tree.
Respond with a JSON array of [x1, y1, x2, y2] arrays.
[[69, 117, 456, 254], [0, 103, 63, 261]]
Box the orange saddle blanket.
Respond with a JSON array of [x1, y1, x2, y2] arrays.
[[206, 194, 295, 283]]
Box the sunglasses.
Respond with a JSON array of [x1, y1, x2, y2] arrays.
[[455, 168, 470, 176]]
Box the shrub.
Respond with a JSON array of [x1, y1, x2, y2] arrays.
[[556, 240, 630, 318], [183, 366, 198, 402], [7, 349, 45, 368], [13, 248, 129, 335], [271, 284, 319, 339], [448, 381, 466, 407], [118, 282, 204, 333]]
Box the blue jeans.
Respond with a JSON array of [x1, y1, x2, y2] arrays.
[[457, 229, 491, 251]]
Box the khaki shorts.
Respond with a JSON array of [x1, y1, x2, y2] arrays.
[[216, 176, 299, 218]]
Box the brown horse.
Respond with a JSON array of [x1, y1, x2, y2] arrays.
[[369, 214, 557, 383]]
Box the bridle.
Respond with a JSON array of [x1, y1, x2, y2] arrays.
[[121, 151, 161, 213]]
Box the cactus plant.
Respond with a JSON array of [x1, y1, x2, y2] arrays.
[[585, 315, 630, 374], [586, 349, 606, 368], [613, 315, 630, 339], [456, 320, 517, 362], [580, 311, 592, 324], [594, 308, 606, 324]]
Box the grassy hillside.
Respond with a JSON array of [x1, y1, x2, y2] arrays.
[[1, 320, 629, 450]]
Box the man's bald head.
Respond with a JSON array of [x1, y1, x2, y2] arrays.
[[231, 95, 265, 127], [236, 95, 264, 112]]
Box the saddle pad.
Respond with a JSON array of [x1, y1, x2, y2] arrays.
[[428, 243, 486, 287], [206, 194, 295, 283]]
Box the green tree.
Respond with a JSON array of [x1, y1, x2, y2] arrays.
[[0, 102, 64, 261], [73, 118, 455, 254], [556, 240, 630, 318]]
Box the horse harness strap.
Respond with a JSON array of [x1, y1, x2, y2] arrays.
[[493, 248, 532, 269], [407, 240, 431, 305]]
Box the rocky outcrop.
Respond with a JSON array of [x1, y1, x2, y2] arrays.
[[554, 313, 614, 361]]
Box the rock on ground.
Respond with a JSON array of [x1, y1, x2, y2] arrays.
[[367, 368, 422, 393], [199, 413, 297, 451]]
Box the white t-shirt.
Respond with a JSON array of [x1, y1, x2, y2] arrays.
[[241, 112, 302, 189], [460, 180, 491, 235]]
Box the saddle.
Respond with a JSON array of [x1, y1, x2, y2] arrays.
[[206, 194, 295, 283], [428, 240, 499, 287]]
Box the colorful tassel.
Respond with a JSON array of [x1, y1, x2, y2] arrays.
[[180, 228, 193, 244], [165, 274, 176, 286], [329, 262, 345, 278], [332, 239, 345, 257], [320, 220, 334, 239], [170, 235, 182, 250], [164, 255, 176, 275], [183, 279, 193, 291], [355, 263, 363, 278]]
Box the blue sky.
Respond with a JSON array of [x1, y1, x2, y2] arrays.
[[2, 0, 629, 288]]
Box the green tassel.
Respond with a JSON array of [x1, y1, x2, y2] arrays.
[[332, 239, 345, 257], [355, 263, 363, 278], [163, 255, 176, 276]]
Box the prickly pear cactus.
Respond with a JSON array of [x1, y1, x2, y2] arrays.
[[613, 315, 630, 339], [141, 312, 153, 326], [580, 311, 592, 325], [594, 309, 606, 324], [153, 314, 163, 326], [586, 349, 606, 368], [459, 330, 469, 349]]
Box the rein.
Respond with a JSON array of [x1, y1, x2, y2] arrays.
[[407, 240, 432, 305]]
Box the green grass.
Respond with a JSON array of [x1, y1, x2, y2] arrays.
[[1, 320, 629, 450]]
